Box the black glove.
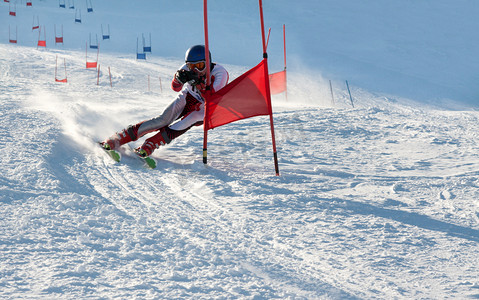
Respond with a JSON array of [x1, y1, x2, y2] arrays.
[[175, 69, 200, 85]]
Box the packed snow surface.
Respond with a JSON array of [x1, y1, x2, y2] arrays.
[[1, 0, 479, 299]]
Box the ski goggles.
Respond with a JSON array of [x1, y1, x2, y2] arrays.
[[187, 61, 206, 71]]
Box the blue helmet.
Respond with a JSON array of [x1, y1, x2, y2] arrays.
[[185, 45, 212, 63]]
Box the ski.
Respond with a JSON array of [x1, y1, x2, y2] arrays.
[[129, 145, 157, 169], [99, 142, 121, 162], [139, 155, 157, 169], [98, 142, 156, 169]]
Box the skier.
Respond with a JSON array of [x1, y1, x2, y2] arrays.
[[100, 45, 229, 158]]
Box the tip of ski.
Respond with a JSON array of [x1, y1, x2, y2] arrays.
[[98, 142, 121, 162]]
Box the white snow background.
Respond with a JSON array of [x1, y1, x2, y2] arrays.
[[1, 0, 479, 299]]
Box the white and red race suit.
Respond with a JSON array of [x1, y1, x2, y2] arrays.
[[166, 62, 229, 132], [104, 63, 229, 155]]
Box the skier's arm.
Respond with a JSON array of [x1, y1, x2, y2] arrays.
[[171, 64, 190, 92], [210, 65, 229, 93], [171, 76, 184, 92]]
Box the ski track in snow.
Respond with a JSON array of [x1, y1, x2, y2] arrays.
[[1, 2, 479, 298]]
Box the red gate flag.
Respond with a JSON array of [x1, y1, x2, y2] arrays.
[[269, 70, 286, 95], [205, 59, 271, 130], [55, 56, 68, 83], [86, 61, 97, 69], [202, 0, 279, 175]]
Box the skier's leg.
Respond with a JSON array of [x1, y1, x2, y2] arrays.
[[102, 125, 138, 150], [137, 128, 170, 157], [138, 109, 204, 156], [103, 91, 187, 149], [135, 92, 187, 137]]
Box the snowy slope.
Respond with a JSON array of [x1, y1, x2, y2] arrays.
[[1, 1, 479, 299]]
